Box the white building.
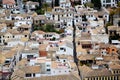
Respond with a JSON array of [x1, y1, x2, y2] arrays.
[[2, 0, 16, 9], [20, 46, 39, 59], [56, 41, 73, 56], [81, 0, 117, 7], [101, 0, 117, 7], [59, 0, 71, 8], [81, 0, 91, 5]]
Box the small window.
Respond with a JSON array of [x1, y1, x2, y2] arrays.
[[4, 42, 7, 45], [46, 69, 51, 71], [60, 47, 64, 50], [33, 73, 35, 77], [112, 49, 115, 51], [75, 16, 78, 18], [26, 73, 31, 77], [47, 65, 50, 67], [27, 55, 33, 59], [5, 60, 10, 63], [25, 35, 27, 37], [53, 15, 54, 17]]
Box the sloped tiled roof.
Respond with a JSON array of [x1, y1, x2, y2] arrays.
[[25, 74, 80, 80], [79, 65, 112, 78], [2, 0, 15, 5]]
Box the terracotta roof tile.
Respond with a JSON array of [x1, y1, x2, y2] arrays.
[[2, 0, 15, 5]]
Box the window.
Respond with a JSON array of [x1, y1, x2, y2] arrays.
[[46, 69, 51, 71], [53, 15, 54, 17], [60, 47, 64, 50], [4, 42, 8, 45], [75, 16, 78, 18], [46, 65, 50, 67], [112, 49, 115, 51], [33, 73, 35, 77], [106, 0, 111, 3], [118, 21, 120, 26], [27, 55, 33, 59], [25, 35, 27, 37], [26, 73, 31, 77], [5, 60, 10, 64], [60, 47, 66, 51]]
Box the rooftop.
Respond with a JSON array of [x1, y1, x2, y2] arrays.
[[2, 0, 15, 5]]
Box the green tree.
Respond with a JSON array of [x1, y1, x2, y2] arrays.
[[55, 0, 59, 6], [91, 0, 101, 9], [105, 22, 112, 34], [44, 24, 55, 32], [36, 9, 45, 14], [51, 37, 56, 41], [109, 9, 115, 25], [118, 2, 120, 7], [115, 7, 120, 17], [84, 2, 94, 8], [43, 3, 49, 11]]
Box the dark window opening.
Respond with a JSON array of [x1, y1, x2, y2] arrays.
[[46, 69, 51, 71], [33, 73, 35, 77], [26, 73, 31, 77], [25, 35, 27, 37], [27, 55, 33, 59]]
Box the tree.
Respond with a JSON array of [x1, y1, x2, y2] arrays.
[[43, 3, 49, 11], [91, 0, 101, 10], [109, 9, 115, 25], [84, 2, 94, 8], [55, 0, 59, 6], [105, 22, 112, 34], [44, 24, 55, 32], [36, 9, 45, 14], [118, 2, 120, 7], [51, 37, 56, 41], [51, 0, 54, 8], [115, 7, 120, 17]]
